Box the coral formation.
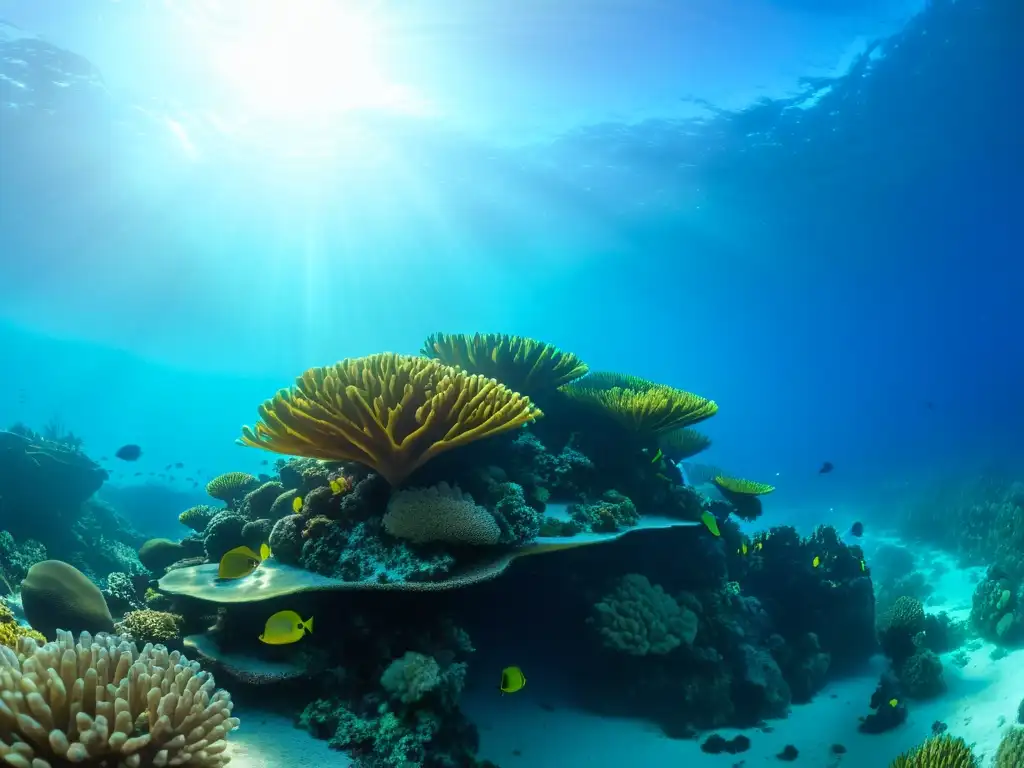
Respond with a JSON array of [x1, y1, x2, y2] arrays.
[[559, 378, 718, 434], [589, 573, 698, 655], [0, 629, 239, 766], [178, 505, 218, 532], [658, 427, 712, 462], [115, 609, 184, 645], [889, 733, 977, 766], [239, 353, 543, 485], [20, 560, 114, 639], [421, 332, 589, 395], [995, 727, 1024, 767], [0, 597, 45, 648], [205, 472, 260, 504], [383, 483, 502, 546]]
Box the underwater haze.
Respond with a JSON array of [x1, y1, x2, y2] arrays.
[[1, 0, 1023, 766]]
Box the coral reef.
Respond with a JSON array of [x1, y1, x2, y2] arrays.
[[0, 629, 239, 766], [559, 376, 717, 434], [889, 733, 977, 766], [589, 573, 698, 655], [239, 353, 542, 485]]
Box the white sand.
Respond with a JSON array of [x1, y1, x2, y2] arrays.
[[468, 545, 1022, 767], [226, 710, 351, 768]]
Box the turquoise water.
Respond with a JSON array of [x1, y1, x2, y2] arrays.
[[0, 1, 1020, 766]]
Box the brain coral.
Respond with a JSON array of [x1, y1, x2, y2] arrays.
[[383, 483, 502, 546], [589, 573, 698, 655], [20, 560, 114, 640], [0, 629, 239, 766]]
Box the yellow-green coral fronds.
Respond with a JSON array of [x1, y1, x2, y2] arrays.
[[206, 472, 260, 503], [658, 428, 712, 462], [239, 353, 542, 486], [571, 371, 662, 392], [560, 383, 717, 435], [422, 332, 589, 395], [896, 734, 977, 767], [714, 476, 775, 496]]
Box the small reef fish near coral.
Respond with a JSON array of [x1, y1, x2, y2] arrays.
[[218, 543, 271, 579], [500, 666, 526, 694], [259, 609, 314, 645]]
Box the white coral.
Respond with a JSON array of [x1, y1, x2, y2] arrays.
[[383, 483, 501, 546], [0, 630, 239, 767]]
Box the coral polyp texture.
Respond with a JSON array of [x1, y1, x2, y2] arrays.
[[205, 472, 260, 504], [0, 630, 239, 767], [657, 427, 713, 462], [889, 733, 977, 767], [421, 332, 590, 395], [713, 476, 776, 496], [559, 378, 718, 434], [238, 352, 543, 485], [383, 483, 502, 546], [588, 573, 698, 655]]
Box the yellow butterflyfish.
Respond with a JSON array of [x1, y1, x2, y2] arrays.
[[700, 510, 720, 537], [259, 610, 313, 645], [218, 545, 262, 579], [888, 698, 899, 708], [292, 496, 303, 514], [260, 542, 272, 560], [755, 541, 763, 551], [812, 556, 821, 568], [650, 448, 663, 464], [860, 559, 867, 572], [500, 666, 526, 694], [329, 479, 342, 494]]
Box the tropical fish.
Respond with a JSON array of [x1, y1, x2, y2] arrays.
[[860, 559, 867, 572], [819, 461, 834, 474], [500, 666, 526, 694], [700, 510, 720, 537], [115, 444, 142, 461], [650, 448, 663, 464], [175, 462, 184, 469], [754, 541, 763, 551], [218, 545, 262, 579], [850, 521, 864, 537], [738, 542, 748, 556], [259, 610, 313, 645], [218, 543, 271, 579], [329, 478, 347, 495], [888, 698, 899, 708], [812, 556, 821, 568], [292, 496, 303, 513]]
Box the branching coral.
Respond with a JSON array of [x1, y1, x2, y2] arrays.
[[383, 483, 501, 546], [177, 506, 217, 533], [380, 651, 442, 704], [589, 573, 698, 655], [889, 734, 977, 767], [0, 629, 239, 766], [559, 381, 717, 435], [205, 472, 260, 504], [239, 353, 543, 485], [421, 332, 589, 395]]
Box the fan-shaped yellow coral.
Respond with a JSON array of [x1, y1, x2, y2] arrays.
[[206, 472, 259, 503], [422, 332, 589, 395], [889, 734, 977, 767], [570, 371, 660, 392], [713, 476, 776, 495], [559, 383, 717, 435], [658, 428, 712, 462], [239, 353, 542, 486]]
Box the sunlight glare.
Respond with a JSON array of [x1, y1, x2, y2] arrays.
[[205, 0, 420, 118]]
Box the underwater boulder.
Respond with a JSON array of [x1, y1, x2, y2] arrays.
[[21, 560, 114, 638], [137, 538, 186, 574]]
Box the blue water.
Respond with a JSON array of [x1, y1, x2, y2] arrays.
[[0, 0, 1020, 764]]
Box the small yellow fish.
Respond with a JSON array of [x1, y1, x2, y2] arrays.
[[738, 542, 748, 556], [218, 545, 262, 579], [260, 542, 272, 560], [500, 666, 526, 694], [888, 698, 899, 708], [812, 556, 821, 568], [292, 496, 303, 514], [700, 510, 720, 537], [650, 448, 663, 464], [329, 479, 342, 494], [860, 559, 867, 572], [259, 610, 314, 645], [755, 541, 763, 551]]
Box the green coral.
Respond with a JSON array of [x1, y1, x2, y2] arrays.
[[589, 573, 698, 655], [206, 471, 260, 504], [114, 608, 183, 645], [889, 734, 977, 766], [995, 727, 1024, 767], [178, 504, 218, 532], [887, 596, 927, 635], [899, 650, 945, 699], [570, 491, 639, 533]]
